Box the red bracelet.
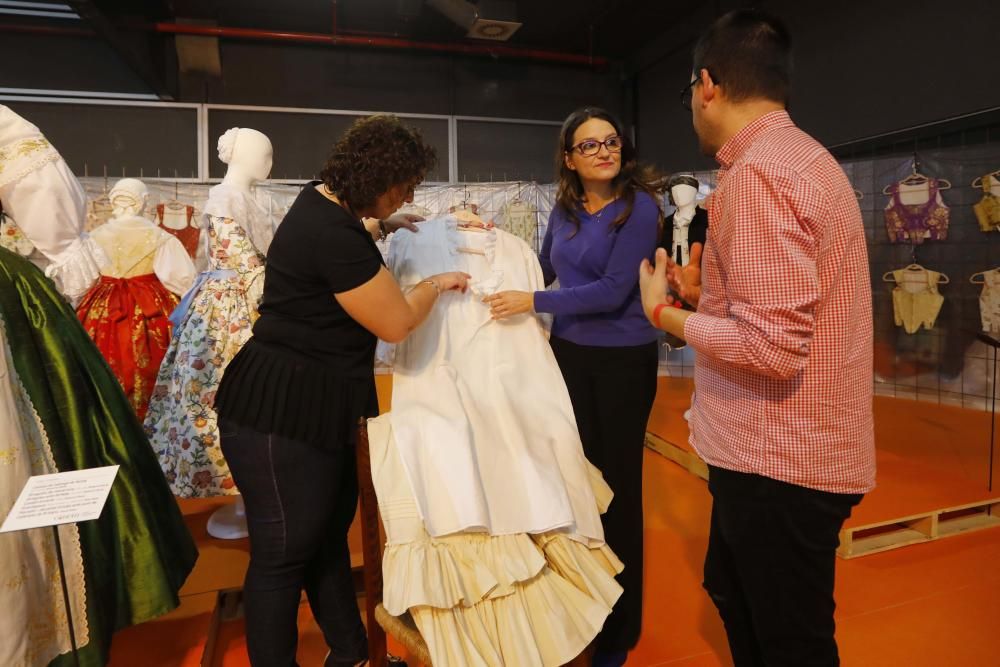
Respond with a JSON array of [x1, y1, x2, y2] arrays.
[[652, 302, 669, 326]]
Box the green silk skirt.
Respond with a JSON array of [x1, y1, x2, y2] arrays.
[[0, 248, 198, 666]]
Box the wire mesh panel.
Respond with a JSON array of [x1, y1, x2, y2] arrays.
[[846, 143, 1000, 410]]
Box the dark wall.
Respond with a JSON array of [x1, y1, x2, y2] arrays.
[[634, 0, 1000, 172], [0, 32, 150, 93], [0, 29, 624, 122], [188, 41, 625, 121]]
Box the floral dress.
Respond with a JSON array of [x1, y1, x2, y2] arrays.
[[144, 199, 265, 497]]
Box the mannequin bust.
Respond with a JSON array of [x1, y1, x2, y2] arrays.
[[109, 178, 149, 219], [204, 128, 273, 541], [221, 127, 273, 194], [90, 179, 194, 294], [664, 174, 708, 267]]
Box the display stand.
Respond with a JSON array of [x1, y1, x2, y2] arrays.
[[976, 331, 999, 493], [52, 525, 82, 667], [206, 496, 249, 539], [0, 466, 119, 667]]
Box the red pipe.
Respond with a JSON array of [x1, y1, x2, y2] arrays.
[[152, 21, 608, 67]]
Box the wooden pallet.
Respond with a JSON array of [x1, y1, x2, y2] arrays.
[[838, 498, 1000, 558], [643, 431, 1000, 559], [644, 432, 708, 481]]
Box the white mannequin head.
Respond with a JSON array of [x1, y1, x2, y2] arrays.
[[109, 178, 149, 219], [668, 174, 700, 210], [218, 128, 273, 191], [671, 184, 698, 208]]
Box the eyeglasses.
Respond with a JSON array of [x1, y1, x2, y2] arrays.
[[569, 135, 624, 157], [680, 69, 718, 110]]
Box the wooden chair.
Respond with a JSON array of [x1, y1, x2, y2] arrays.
[[355, 420, 433, 666]]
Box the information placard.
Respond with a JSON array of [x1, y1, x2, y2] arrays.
[[0, 466, 119, 533]]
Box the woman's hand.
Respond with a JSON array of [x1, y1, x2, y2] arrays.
[[382, 212, 425, 234], [482, 290, 535, 320], [428, 272, 472, 293]]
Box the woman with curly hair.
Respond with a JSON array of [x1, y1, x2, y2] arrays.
[[485, 107, 663, 667], [215, 115, 469, 667]]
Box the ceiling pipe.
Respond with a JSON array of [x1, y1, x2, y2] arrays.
[[0, 18, 607, 67], [151, 21, 606, 67]]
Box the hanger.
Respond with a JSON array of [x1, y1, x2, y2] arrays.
[[882, 155, 952, 195], [88, 166, 112, 214], [453, 207, 491, 231], [882, 263, 950, 284], [854, 189, 863, 200], [159, 170, 188, 211], [972, 170, 1000, 189], [970, 267, 1000, 284]]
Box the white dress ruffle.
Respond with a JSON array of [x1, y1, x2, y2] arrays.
[[368, 415, 623, 667]]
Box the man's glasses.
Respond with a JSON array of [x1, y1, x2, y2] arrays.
[[680, 70, 717, 110], [570, 135, 624, 157]]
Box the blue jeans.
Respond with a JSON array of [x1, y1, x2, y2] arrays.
[[220, 418, 367, 667]]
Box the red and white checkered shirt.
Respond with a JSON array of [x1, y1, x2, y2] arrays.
[[684, 110, 875, 494]]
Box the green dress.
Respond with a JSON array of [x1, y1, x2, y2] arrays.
[[0, 247, 198, 666]]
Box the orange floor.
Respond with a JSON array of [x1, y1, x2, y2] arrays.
[[648, 377, 1000, 527], [107, 376, 1000, 666]]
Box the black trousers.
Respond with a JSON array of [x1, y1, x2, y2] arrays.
[[220, 418, 367, 667], [550, 335, 659, 653], [704, 465, 863, 667]]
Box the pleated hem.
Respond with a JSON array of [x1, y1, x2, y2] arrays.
[[384, 532, 624, 667], [215, 337, 377, 446]]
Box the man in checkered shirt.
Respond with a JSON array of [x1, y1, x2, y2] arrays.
[[639, 9, 875, 667]]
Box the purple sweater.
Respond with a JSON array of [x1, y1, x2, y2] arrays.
[[533, 191, 660, 347]]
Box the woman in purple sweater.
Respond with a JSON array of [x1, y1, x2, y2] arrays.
[[485, 107, 662, 666]]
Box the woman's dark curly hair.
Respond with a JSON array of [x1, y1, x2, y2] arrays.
[[320, 115, 437, 212]]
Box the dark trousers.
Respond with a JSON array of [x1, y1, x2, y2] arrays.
[[550, 336, 659, 653], [220, 418, 367, 667], [704, 465, 863, 667]]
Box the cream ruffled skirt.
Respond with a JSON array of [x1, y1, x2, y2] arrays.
[[367, 415, 624, 667]]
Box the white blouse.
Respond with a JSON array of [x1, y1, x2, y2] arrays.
[[0, 105, 106, 301], [90, 216, 197, 295]]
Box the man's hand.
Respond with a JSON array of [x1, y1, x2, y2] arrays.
[[639, 247, 671, 323], [667, 243, 704, 308], [669, 262, 702, 307]]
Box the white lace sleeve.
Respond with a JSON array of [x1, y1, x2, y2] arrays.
[[0, 152, 104, 301]]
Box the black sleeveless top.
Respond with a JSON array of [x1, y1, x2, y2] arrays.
[[216, 183, 383, 447]]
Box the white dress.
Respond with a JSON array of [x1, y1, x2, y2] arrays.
[[369, 217, 623, 667]]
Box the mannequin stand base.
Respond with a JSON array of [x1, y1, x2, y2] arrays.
[[206, 499, 248, 540]]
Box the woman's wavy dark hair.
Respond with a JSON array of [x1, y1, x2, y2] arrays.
[[320, 114, 437, 212], [555, 107, 664, 234]]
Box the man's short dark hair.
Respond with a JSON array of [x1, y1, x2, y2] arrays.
[[692, 9, 792, 105]]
